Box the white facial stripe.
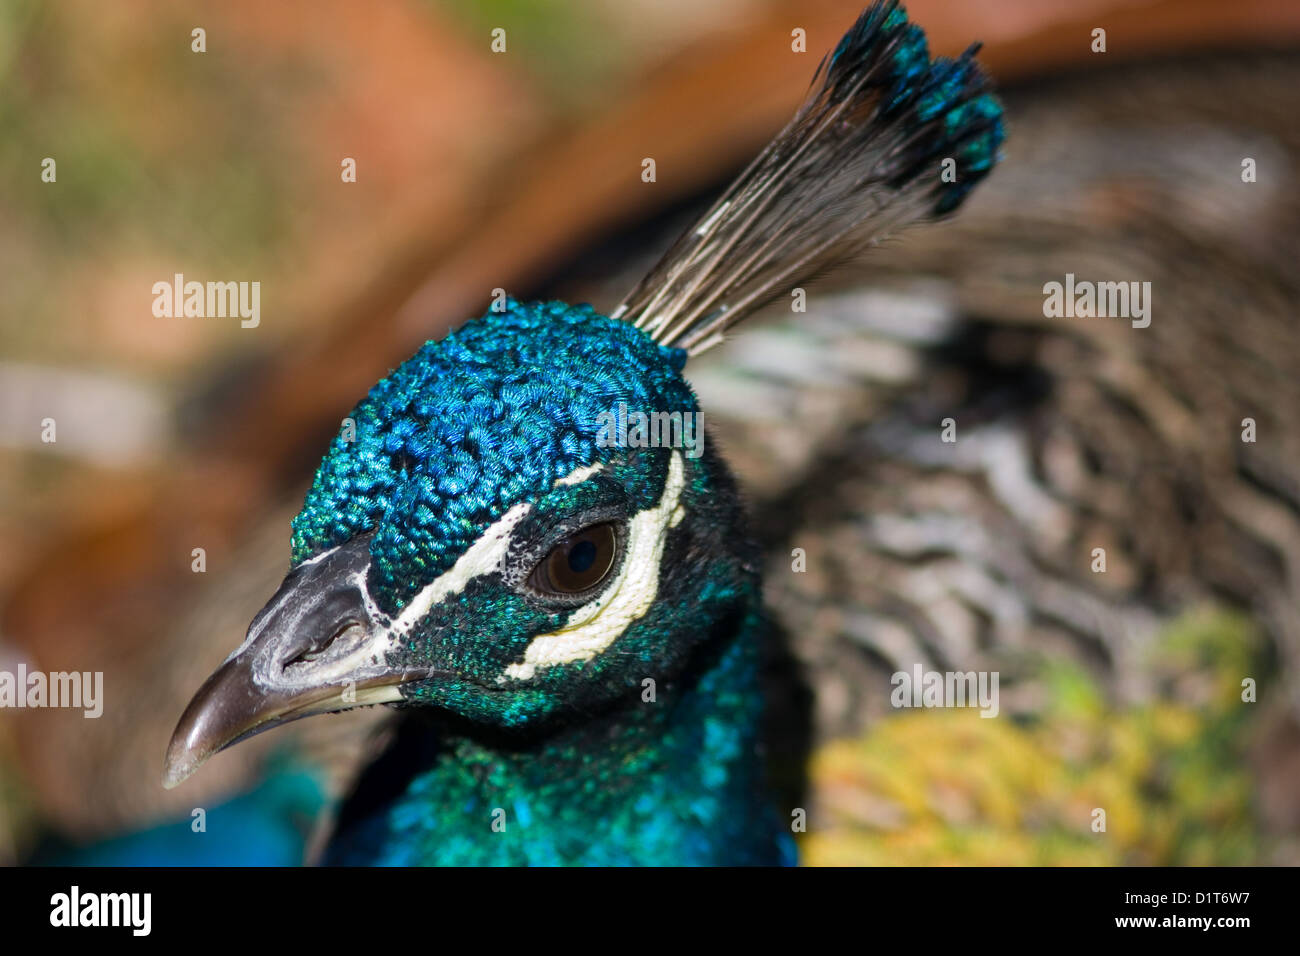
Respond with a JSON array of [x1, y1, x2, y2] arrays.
[[553, 461, 604, 488], [503, 451, 686, 681], [392, 501, 532, 635]]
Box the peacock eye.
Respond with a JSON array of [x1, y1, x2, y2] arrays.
[[528, 522, 619, 597]]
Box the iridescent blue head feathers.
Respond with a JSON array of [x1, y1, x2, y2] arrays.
[[290, 300, 694, 614]]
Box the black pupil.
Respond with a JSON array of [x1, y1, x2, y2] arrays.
[[568, 540, 597, 573]]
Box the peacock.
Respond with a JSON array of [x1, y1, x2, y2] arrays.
[[158, 0, 1005, 866]]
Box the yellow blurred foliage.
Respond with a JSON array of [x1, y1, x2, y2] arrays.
[[802, 608, 1262, 865]]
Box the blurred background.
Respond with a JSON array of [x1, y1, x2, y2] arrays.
[[2, 0, 1299, 865]]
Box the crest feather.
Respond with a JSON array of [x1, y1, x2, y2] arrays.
[[614, 0, 1005, 355]]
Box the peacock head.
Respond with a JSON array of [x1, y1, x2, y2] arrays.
[[163, 300, 754, 787], [164, 0, 1006, 789]]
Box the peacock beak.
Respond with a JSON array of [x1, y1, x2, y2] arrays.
[[162, 534, 424, 789]]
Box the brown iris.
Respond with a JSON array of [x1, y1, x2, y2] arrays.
[[529, 522, 619, 596]]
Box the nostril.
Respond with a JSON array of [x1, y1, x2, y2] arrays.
[[284, 620, 363, 668]]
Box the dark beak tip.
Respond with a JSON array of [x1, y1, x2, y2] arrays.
[[160, 657, 245, 791]]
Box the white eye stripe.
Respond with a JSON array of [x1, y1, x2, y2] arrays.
[[501, 451, 686, 682], [390, 501, 532, 636], [553, 461, 604, 488], [388, 459, 609, 634]]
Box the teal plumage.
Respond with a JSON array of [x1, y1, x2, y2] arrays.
[[37, 765, 325, 867], [154, 0, 1004, 866], [326, 607, 793, 866]]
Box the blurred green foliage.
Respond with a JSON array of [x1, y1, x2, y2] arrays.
[[0, 0, 297, 364], [803, 608, 1264, 865], [433, 0, 638, 106]]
